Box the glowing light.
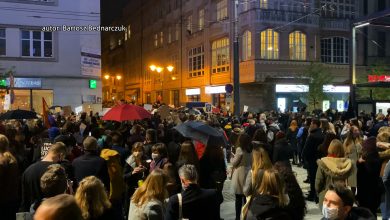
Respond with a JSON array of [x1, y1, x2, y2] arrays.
[[149, 65, 156, 71], [171, 76, 177, 80], [116, 75, 122, 80], [267, 47, 273, 51], [156, 67, 163, 73], [167, 65, 174, 72], [104, 75, 110, 79]]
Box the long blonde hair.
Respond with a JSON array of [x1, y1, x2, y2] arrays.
[[251, 146, 272, 186], [289, 120, 298, 132], [0, 134, 17, 165], [75, 176, 111, 220], [131, 169, 168, 207], [257, 169, 288, 207], [343, 125, 362, 155]]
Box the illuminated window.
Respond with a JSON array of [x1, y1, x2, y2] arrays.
[[188, 45, 204, 77], [154, 33, 158, 48], [321, 37, 349, 64], [175, 23, 180, 41], [212, 38, 230, 73], [217, 0, 228, 21], [187, 15, 192, 33], [242, 30, 252, 61], [289, 31, 306, 60], [127, 25, 131, 39], [260, 0, 268, 9], [260, 29, 279, 59], [159, 31, 163, 45], [168, 26, 172, 43]]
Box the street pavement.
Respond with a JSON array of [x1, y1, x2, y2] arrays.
[[220, 163, 322, 220]]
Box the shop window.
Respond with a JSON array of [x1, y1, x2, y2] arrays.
[[242, 31, 252, 61], [212, 93, 226, 108], [217, 0, 228, 21], [187, 95, 200, 102], [33, 90, 53, 114]]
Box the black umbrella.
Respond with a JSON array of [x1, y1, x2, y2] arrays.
[[0, 109, 37, 120], [174, 121, 228, 146]]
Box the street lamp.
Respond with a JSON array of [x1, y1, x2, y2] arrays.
[[104, 74, 110, 80], [103, 74, 122, 102]]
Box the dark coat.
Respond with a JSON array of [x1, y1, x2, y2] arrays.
[[286, 128, 298, 150], [72, 151, 110, 190], [20, 161, 54, 211], [0, 156, 19, 205], [247, 195, 292, 220], [165, 184, 220, 220], [302, 128, 324, 165], [356, 152, 383, 215]]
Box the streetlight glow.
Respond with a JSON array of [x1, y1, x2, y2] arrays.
[[156, 67, 163, 73], [167, 65, 174, 72], [104, 75, 110, 79], [355, 22, 370, 28], [116, 75, 122, 80], [149, 65, 156, 71]]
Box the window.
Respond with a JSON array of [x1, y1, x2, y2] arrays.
[[321, 0, 356, 18], [260, 0, 268, 9], [127, 25, 131, 39], [212, 38, 230, 73], [188, 45, 204, 77], [154, 33, 158, 48], [21, 30, 53, 57], [188, 95, 200, 102], [217, 0, 228, 21], [168, 27, 172, 44], [175, 23, 180, 41], [260, 29, 279, 59], [0, 28, 5, 56], [242, 1, 249, 11], [198, 9, 205, 31], [321, 37, 349, 64], [242, 31, 251, 61], [187, 15, 192, 34], [289, 31, 306, 60], [170, 54, 179, 75], [159, 31, 164, 46]]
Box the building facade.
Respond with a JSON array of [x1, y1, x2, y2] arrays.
[[0, 0, 102, 113], [102, 0, 368, 112]]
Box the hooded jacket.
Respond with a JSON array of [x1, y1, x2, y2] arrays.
[[246, 195, 291, 220], [315, 157, 353, 208]]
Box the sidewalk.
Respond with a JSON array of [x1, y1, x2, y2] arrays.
[[220, 164, 322, 220]]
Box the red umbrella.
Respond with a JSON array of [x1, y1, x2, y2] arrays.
[[102, 104, 151, 122]]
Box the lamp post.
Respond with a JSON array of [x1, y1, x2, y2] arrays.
[[103, 74, 122, 102], [149, 64, 174, 102]]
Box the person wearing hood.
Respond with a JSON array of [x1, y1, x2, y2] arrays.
[[272, 131, 293, 167], [316, 139, 353, 209]]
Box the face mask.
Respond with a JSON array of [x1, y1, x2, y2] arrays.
[[322, 205, 339, 220], [151, 153, 160, 160]]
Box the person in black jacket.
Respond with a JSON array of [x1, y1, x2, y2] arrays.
[[302, 118, 324, 202], [20, 142, 67, 212], [165, 164, 220, 220], [272, 131, 293, 167], [72, 137, 110, 191]]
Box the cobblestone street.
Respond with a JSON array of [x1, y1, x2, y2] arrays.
[[221, 164, 322, 220]]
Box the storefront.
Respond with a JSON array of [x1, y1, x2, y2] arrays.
[[205, 86, 226, 108], [1, 78, 53, 114], [275, 84, 350, 112], [185, 88, 200, 102]]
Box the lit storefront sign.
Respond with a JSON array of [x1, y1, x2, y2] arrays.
[[6, 78, 42, 88], [275, 84, 309, 93], [205, 86, 225, 94], [368, 75, 390, 82], [337, 100, 345, 112], [323, 85, 350, 93], [185, 88, 200, 95], [323, 100, 330, 111]]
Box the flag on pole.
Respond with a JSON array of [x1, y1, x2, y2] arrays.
[[42, 97, 51, 128]]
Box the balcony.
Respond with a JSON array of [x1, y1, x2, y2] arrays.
[[320, 18, 351, 31], [255, 9, 319, 26]]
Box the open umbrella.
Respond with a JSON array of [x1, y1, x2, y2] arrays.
[[102, 104, 151, 122], [174, 121, 228, 146], [0, 109, 37, 120]]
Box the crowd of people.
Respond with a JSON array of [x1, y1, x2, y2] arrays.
[[0, 105, 389, 220]]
